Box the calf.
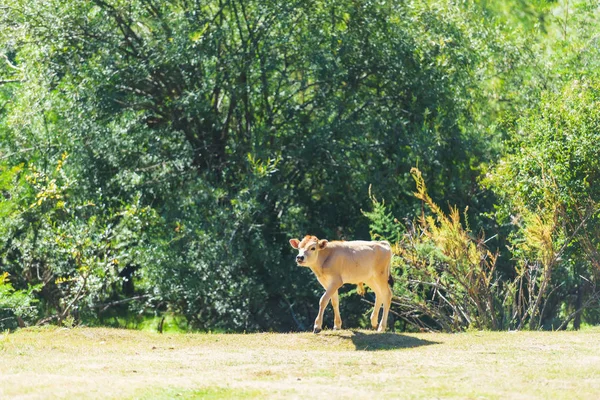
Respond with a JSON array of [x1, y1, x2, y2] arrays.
[[289, 235, 393, 333]]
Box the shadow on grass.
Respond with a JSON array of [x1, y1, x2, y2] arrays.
[[345, 330, 439, 351]]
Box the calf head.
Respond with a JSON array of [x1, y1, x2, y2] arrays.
[[289, 235, 328, 267]]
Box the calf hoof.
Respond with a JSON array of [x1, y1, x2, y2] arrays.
[[313, 327, 322, 334]]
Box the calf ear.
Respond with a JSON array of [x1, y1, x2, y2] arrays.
[[289, 238, 300, 249], [318, 239, 328, 249]]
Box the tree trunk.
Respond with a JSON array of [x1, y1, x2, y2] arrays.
[[573, 280, 583, 330]]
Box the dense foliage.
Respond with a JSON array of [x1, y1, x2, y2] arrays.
[[1, 0, 599, 332]]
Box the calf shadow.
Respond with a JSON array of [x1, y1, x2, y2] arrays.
[[345, 330, 438, 351]]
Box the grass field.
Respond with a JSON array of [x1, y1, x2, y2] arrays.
[[2, 326, 600, 399]]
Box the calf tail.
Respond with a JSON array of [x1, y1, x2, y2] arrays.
[[386, 252, 394, 289]]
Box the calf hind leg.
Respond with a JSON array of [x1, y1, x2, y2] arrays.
[[377, 285, 393, 332], [370, 291, 382, 330]]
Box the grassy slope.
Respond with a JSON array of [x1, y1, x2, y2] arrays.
[[1, 327, 600, 399]]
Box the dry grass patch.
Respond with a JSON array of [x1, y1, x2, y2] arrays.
[[1, 326, 600, 399]]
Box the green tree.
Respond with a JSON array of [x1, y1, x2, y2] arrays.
[[0, 0, 523, 330], [485, 81, 600, 329]]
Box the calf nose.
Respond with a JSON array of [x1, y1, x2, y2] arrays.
[[296, 255, 304, 262]]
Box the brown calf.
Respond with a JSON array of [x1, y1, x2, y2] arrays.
[[289, 235, 393, 333]]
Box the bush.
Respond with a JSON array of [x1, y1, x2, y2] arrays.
[[365, 168, 504, 332]]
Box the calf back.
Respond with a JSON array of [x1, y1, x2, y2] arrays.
[[316, 241, 391, 285]]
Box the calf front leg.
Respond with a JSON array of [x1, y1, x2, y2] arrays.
[[314, 283, 341, 334]]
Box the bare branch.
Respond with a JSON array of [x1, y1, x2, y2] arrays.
[[2, 54, 23, 71], [0, 79, 23, 85], [557, 289, 600, 331], [96, 295, 150, 313]]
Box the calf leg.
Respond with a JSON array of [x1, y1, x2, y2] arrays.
[[370, 291, 382, 330], [314, 283, 341, 334], [377, 285, 393, 332], [331, 291, 342, 330]]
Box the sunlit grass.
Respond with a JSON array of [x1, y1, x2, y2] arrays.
[[1, 327, 600, 399]]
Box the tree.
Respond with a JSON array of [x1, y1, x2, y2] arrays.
[[0, 0, 521, 330]]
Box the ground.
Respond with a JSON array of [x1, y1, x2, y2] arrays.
[[1, 326, 600, 399]]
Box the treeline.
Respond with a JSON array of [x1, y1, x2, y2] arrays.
[[0, 0, 599, 332]]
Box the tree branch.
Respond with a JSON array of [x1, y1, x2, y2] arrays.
[[0, 79, 23, 85]]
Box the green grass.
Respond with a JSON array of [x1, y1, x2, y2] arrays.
[[129, 387, 265, 400], [1, 326, 600, 399], [91, 312, 192, 333]]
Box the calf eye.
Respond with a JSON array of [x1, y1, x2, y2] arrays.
[[311, 247, 316, 251]]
